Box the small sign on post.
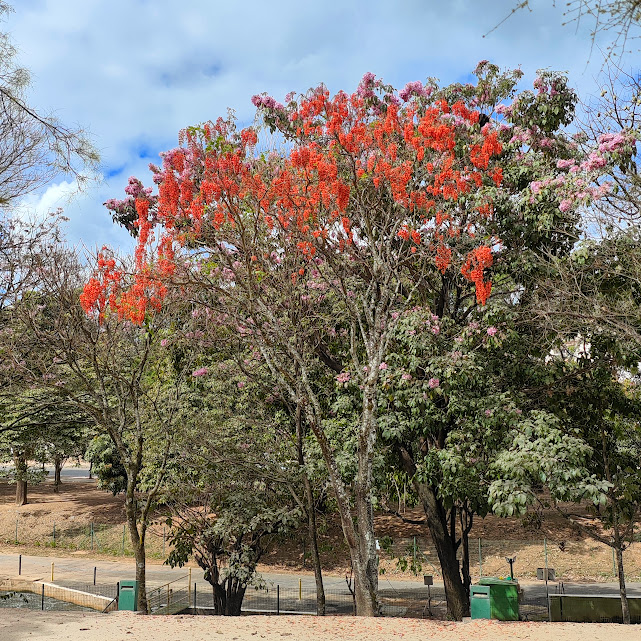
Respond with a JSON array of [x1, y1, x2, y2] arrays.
[[536, 567, 556, 581]]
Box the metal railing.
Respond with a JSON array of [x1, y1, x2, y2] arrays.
[[147, 574, 190, 615]]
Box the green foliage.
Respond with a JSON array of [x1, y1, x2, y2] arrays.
[[85, 435, 127, 495]]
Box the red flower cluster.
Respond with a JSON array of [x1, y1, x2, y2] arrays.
[[94, 74, 507, 323], [461, 246, 494, 305]]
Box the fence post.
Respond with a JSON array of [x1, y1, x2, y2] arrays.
[[478, 538, 482, 578], [51, 562, 54, 582], [18, 555, 21, 576], [41, 583, 44, 610], [53, 522, 56, 547], [544, 538, 551, 621], [299, 578, 302, 600], [277, 585, 280, 615], [93, 566, 97, 586], [194, 583, 196, 609]]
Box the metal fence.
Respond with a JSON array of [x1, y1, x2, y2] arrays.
[[1, 516, 170, 559], [148, 575, 190, 615], [0, 576, 610, 621], [0, 582, 118, 612], [376, 536, 641, 583], [3, 510, 640, 581]]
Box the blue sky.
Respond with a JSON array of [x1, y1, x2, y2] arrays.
[[5, 0, 638, 253]]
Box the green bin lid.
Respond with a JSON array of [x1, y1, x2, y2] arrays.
[[478, 577, 517, 585]]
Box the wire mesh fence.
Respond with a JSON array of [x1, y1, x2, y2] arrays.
[[377, 536, 641, 583], [0, 575, 629, 621], [2, 509, 640, 581], [0, 516, 170, 559], [0, 582, 117, 612]]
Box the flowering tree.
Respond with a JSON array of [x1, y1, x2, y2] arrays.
[[96, 61, 635, 616], [97, 68, 508, 615]]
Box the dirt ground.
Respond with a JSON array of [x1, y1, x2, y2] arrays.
[[1, 611, 640, 641], [1, 477, 640, 581]]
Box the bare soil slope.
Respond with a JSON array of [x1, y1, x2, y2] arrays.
[[1, 479, 640, 581]]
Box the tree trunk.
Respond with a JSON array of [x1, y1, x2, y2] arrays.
[[211, 583, 226, 615], [14, 454, 28, 506], [295, 403, 326, 615], [125, 495, 149, 614], [615, 546, 630, 624], [305, 480, 326, 615], [303, 406, 379, 616], [352, 381, 380, 617], [225, 579, 246, 616], [459, 508, 473, 598], [612, 526, 631, 624], [53, 457, 63, 493], [15, 479, 27, 506], [398, 447, 468, 619]]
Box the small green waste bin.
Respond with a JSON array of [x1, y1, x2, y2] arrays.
[[470, 578, 519, 621], [118, 580, 139, 611]]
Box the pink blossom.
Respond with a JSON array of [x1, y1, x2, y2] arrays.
[[431, 325, 440, 335], [559, 199, 573, 212], [583, 151, 607, 171], [160, 339, 169, 347], [486, 327, 497, 336], [192, 367, 208, 377], [598, 132, 627, 152], [379, 362, 388, 371], [428, 377, 440, 389], [237, 381, 246, 389], [336, 371, 351, 384], [401, 373, 412, 381], [485, 409, 492, 417], [399, 81, 430, 102]]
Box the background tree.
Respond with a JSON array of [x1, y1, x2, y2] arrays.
[[492, 1, 641, 60], [0, 2, 98, 207], [163, 362, 302, 615], [489, 347, 641, 624], [14, 246, 197, 613]]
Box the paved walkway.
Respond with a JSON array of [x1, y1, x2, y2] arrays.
[[1, 551, 640, 599]]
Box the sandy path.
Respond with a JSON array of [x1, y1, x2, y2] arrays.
[[0, 611, 639, 641]]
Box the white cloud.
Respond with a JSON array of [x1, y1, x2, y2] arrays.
[[17, 179, 80, 220]]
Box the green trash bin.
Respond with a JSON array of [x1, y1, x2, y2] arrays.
[[477, 577, 519, 621], [118, 580, 139, 611], [470, 584, 491, 619]]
